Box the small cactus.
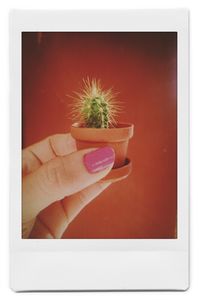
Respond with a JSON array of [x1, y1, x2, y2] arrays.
[[71, 78, 121, 128]]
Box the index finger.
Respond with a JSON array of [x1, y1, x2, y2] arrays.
[[22, 133, 77, 175]]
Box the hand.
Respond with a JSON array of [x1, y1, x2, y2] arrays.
[[22, 134, 115, 238]]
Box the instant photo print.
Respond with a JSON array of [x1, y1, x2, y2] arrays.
[[10, 9, 189, 291]]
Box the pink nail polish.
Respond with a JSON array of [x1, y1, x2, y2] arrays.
[[83, 147, 115, 173]]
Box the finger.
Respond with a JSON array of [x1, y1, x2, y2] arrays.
[[23, 146, 115, 223], [22, 218, 36, 239], [22, 133, 77, 175], [62, 182, 111, 225], [29, 181, 111, 239], [29, 217, 54, 239]]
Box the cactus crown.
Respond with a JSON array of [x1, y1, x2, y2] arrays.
[[71, 78, 121, 128]]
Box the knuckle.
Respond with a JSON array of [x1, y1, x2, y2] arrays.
[[60, 200, 70, 225], [49, 134, 60, 145], [96, 182, 109, 193], [44, 157, 68, 188], [49, 134, 69, 156], [48, 134, 59, 154], [76, 190, 88, 206]]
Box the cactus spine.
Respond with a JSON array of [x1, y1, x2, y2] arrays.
[[71, 78, 120, 128]]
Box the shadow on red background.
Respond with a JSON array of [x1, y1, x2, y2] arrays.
[[22, 32, 177, 238]]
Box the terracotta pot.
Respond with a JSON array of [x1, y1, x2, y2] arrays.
[[71, 123, 134, 169]]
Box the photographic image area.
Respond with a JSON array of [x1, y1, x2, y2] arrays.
[[22, 32, 177, 239]]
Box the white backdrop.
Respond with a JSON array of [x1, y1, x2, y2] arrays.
[[0, 0, 200, 299]]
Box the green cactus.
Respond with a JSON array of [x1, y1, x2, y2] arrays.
[[71, 78, 121, 128]]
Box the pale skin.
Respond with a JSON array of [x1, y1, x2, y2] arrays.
[[22, 133, 113, 238]]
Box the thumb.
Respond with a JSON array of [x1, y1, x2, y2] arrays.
[[22, 147, 115, 222]]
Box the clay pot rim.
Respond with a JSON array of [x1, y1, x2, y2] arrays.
[[71, 122, 133, 130], [71, 122, 134, 142]]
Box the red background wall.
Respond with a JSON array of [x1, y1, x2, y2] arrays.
[[22, 32, 177, 238]]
